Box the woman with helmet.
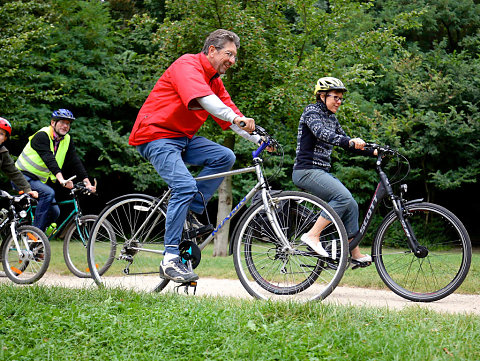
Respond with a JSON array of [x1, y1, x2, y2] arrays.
[[292, 77, 376, 265], [0, 117, 38, 198], [15, 109, 95, 231]]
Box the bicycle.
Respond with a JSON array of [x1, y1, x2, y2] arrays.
[[87, 126, 350, 301], [0, 190, 50, 284], [345, 143, 471, 302], [23, 177, 114, 278]]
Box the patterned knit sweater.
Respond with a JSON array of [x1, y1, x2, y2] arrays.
[[293, 101, 352, 172]]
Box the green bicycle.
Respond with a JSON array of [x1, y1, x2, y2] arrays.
[[24, 177, 114, 278]]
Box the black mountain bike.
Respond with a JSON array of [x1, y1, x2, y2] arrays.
[[344, 143, 471, 302]]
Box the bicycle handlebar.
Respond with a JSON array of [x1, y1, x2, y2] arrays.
[[236, 120, 280, 158], [251, 125, 280, 159], [0, 190, 37, 206], [364, 142, 397, 155], [71, 181, 97, 196]]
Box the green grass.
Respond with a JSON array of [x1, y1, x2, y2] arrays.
[[1, 284, 479, 361], [48, 240, 480, 295]]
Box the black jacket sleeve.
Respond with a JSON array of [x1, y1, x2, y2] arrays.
[[63, 140, 88, 180], [0, 147, 32, 192]]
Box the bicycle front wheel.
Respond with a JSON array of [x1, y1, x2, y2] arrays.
[[1, 225, 51, 284], [233, 191, 348, 301], [63, 215, 115, 278], [373, 202, 472, 302], [87, 194, 170, 292]]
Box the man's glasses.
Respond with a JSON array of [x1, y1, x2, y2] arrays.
[[326, 95, 345, 103], [216, 48, 237, 61]]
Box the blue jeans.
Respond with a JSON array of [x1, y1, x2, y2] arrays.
[[22, 174, 60, 232], [292, 168, 359, 238], [137, 136, 235, 255]]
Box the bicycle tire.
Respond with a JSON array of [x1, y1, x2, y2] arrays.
[[63, 215, 115, 278], [233, 191, 348, 301], [372, 202, 472, 302], [87, 194, 170, 292], [1, 225, 51, 284]]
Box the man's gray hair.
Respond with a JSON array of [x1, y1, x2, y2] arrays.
[[202, 29, 240, 54]]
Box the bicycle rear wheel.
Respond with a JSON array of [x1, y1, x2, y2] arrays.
[[87, 194, 170, 292], [233, 191, 348, 301], [373, 202, 471, 302], [1, 225, 51, 284], [63, 215, 115, 278]]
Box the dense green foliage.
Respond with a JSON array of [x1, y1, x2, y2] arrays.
[[1, 0, 479, 237], [1, 284, 479, 360]]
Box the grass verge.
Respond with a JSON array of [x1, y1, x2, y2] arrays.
[[1, 284, 479, 361]]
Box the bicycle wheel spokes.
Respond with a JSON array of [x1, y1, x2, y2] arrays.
[[233, 191, 348, 301], [374, 202, 471, 302], [64, 215, 113, 278], [1, 225, 50, 284], [88, 196, 168, 292]]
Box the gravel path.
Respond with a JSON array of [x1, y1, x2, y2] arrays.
[[3, 273, 478, 315]]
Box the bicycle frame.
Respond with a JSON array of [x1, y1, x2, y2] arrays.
[[0, 193, 35, 259], [7, 215, 28, 259], [349, 150, 423, 255], [127, 141, 290, 255], [27, 199, 77, 239], [25, 185, 91, 245]]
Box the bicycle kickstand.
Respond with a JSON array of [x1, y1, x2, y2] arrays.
[[174, 281, 198, 295]]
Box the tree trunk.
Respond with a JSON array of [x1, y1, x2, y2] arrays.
[[213, 175, 232, 257], [213, 134, 235, 257]]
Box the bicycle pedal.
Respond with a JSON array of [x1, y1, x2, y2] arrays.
[[351, 260, 372, 270], [174, 281, 198, 295], [184, 224, 214, 240]]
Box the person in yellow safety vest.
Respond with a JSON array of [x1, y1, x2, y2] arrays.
[[15, 109, 96, 231]]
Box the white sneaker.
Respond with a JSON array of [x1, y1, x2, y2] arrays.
[[352, 254, 372, 263], [159, 257, 199, 283], [300, 234, 329, 257]]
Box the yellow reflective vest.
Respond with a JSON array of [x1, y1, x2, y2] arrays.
[[16, 126, 70, 183]]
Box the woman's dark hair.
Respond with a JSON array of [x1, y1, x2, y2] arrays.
[[202, 29, 240, 54], [316, 91, 326, 103]]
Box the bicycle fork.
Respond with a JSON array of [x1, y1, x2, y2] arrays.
[[254, 161, 291, 253], [9, 222, 31, 261], [380, 170, 427, 258]]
